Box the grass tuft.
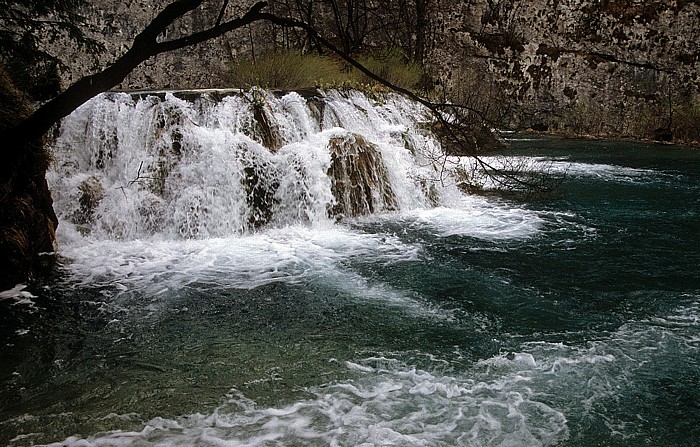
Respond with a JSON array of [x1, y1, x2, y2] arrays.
[[228, 49, 429, 93]]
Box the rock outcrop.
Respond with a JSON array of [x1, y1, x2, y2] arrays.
[[50, 1, 699, 142], [0, 68, 58, 289], [429, 0, 700, 140], [327, 132, 397, 219], [51, 0, 264, 91]]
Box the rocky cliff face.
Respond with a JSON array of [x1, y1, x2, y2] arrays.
[[54, 0, 700, 140], [430, 0, 700, 140], [56, 0, 264, 90]]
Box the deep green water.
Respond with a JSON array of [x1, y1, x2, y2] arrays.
[[1, 137, 698, 446]]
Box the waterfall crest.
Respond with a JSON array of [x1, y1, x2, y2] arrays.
[[48, 88, 449, 241]]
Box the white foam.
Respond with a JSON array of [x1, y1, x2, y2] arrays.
[[452, 155, 659, 190], [55, 222, 461, 321], [44, 358, 570, 447], [34, 299, 700, 446], [510, 156, 656, 182], [0, 284, 39, 311], [363, 195, 544, 240], [57, 225, 420, 292], [549, 160, 656, 182], [0, 284, 32, 299]]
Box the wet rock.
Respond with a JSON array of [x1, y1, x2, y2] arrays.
[[250, 90, 284, 152], [242, 161, 279, 230], [76, 176, 104, 225], [327, 132, 397, 219], [654, 126, 673, 142]]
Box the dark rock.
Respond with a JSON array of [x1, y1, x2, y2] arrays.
[[654, 126, 673, 142], [327, 133, 397, 219], [0, 67, 58, 289], [75, 176, 104, 225], [251, 92, 284, 152], [242, 160, 279, 230]]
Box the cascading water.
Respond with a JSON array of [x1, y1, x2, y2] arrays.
[[2, 88, 698, 447], [48, 88, 444, 241]]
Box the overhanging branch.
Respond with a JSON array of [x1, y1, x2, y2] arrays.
[[154, 1, 266, 53], [1, 0, 267, 165], [1, 0, 555, 197]]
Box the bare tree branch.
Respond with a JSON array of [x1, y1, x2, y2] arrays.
[[1, 0, 557, 198], [1, 0, 268, 178], [154, 1, 267, 53], [216, 0, 229, 26]]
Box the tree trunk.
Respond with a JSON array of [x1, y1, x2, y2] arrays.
[[414, 0, 428, 63]]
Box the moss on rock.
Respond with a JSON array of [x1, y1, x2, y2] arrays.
[[326, 133, 397, 219]]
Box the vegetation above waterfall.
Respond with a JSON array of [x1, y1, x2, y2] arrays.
[[228, 49, 427, 93]]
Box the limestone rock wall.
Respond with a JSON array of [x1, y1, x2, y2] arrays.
[[54, 0, 700, 139], [430, 0, 700, 138], [56, 0, 269, 90]]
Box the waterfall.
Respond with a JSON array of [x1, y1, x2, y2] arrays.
[[48, 88, 451, 241]]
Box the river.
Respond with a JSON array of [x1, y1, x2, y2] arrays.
[[1, 90, 698, 446]]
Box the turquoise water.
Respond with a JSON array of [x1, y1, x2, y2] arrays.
[[1, 137, 698, 446]]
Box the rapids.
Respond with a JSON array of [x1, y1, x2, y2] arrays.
[[1, 89, 698, 446]]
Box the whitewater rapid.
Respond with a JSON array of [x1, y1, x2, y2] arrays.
[[22, 88, 696, 447]]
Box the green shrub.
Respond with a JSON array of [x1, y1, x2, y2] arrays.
[[354, 49, 425, 91], [228, 49, 429, 92], [673, 98, 700, 143], [229, 51, 345, 89]]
